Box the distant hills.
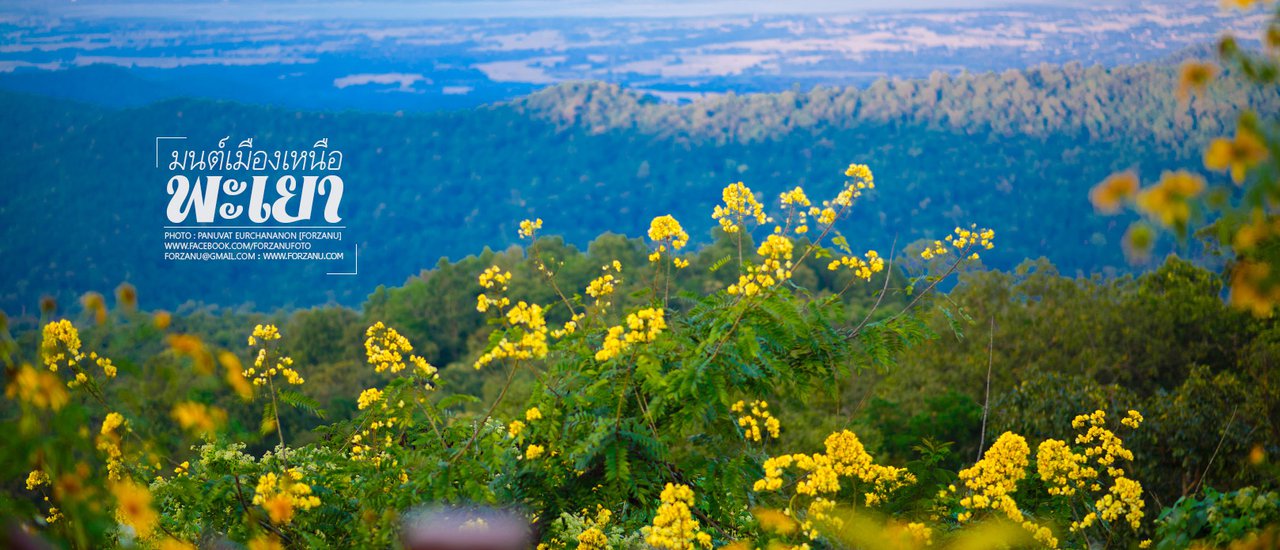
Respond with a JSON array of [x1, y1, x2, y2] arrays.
[[0, 56, 1274, 314], [0, 3, 1269, 111]]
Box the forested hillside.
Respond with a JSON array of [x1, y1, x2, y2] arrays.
[[1, 57, 1276, 312]]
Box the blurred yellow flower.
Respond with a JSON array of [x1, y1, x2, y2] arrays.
[[1089, 171, 1140, 213], [111, 479, 158, 539], [1205, 130, 1267, 184]]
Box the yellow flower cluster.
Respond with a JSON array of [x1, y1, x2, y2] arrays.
[[643, 483, 712, 549], [6, 364, 69, 411], [552, 313, 586, 339], [475, 301, 550, 369], [844, 163, 875, 189], [252, 468, 321, 525], [952, 432, 1056, 547], [1072, 410, 1136, 478], [41, 319, 83, 372], [1135, 170, 1205, 228], [1205, 130, 1267, 184], [1230, 260, 1280, 317], [171, 401, 227, 435], [91, 352, 117, 379], [828, 251, 885, 281], [754, 430, 915, 508], [247, 326, 304, 387], [595, 308, 666, 361], [647, 215, 690, 263], [587, 261, 623, 305], [39, 319, 117, 391], [1068, 410, 1146, 532], [713, 182, 767, 234], [247, 323, 280, 346], [512, 407, 543, 443], [1036, 439, 1096, 497], [364, 322, 413, 373], [477, 265, 514, 313], [731, 399, 780, 442], [728, 234, 793, 296], [112, 479, 158, 539], [1178, 60, 1217, 101], [362, 323, 440, 392], [921, 225, 996, 261], [1090, 172, 1140, 214], [26, 469, 50, 491], [350, 415, 399, 467], [519, 218, 544, 239], [1096, 476, 1146, 532], [778, 186, 811, 235], [357, 387, 384, 410], [797, 164, 875, 230], [576, 506, 613, 550], [525, 444, 546, 460], [98, 412, 127, 480]]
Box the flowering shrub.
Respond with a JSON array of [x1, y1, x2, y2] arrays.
[[0, 161, 1225, 549]]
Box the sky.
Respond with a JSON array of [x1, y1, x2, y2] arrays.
[[7, 0, 1164, 20]]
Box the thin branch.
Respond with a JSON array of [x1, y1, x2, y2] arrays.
[[977, 315, 995, 462], [848, 237, 899, 338], [447, 360, 521, 466], [1191, 405, 1239, 495]]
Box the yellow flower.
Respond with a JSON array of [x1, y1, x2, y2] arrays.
[[844, 163, 875, 189], [519, 218, 544, 239], [526, 407, 543, 422], [247, 535, 285, 550], [643, 483, 710, 550], [40, 319, 83, 372], [1178, 60, 1217, 101], [956, 432, 1034, 530], [153, 310, 172, 330], [111, 479, 158, 539], [1221, 0, 1271, 9], [1229, 260, 1280, 317], [525, 444, 545, 459], [733, 400, 781, 442], [252, 468, 321, 525], [218, 351, 254, 400], [157, 539, 196, 550], [595, 308, 665, 361], [25, 470, 50, 491], [357, 387, 384, 410], [364, 322, 413, 373], [828, 251, 885, 281], [648, 215, 690, 253], [171, 401, 228, 435], [1090, 171, 1140, 214], [6, 364, 69, 411], [712, 182, 767, 234], [474, 300, 551, 369], [1205, 130, 1267, 184], [248, 324, 280, 346], [1036, 439, 1095, 497], [728, 234, 794, 296], [1135, 171, 1205, 228], [508, 419, 526, 438]]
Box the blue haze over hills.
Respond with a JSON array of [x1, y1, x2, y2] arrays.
[[0, 1, 1266, 111]]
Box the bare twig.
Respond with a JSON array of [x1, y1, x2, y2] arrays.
[[848, 237, 898, 338], [977, 316, 995, 462], [1191, 405, 1238, 494]]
